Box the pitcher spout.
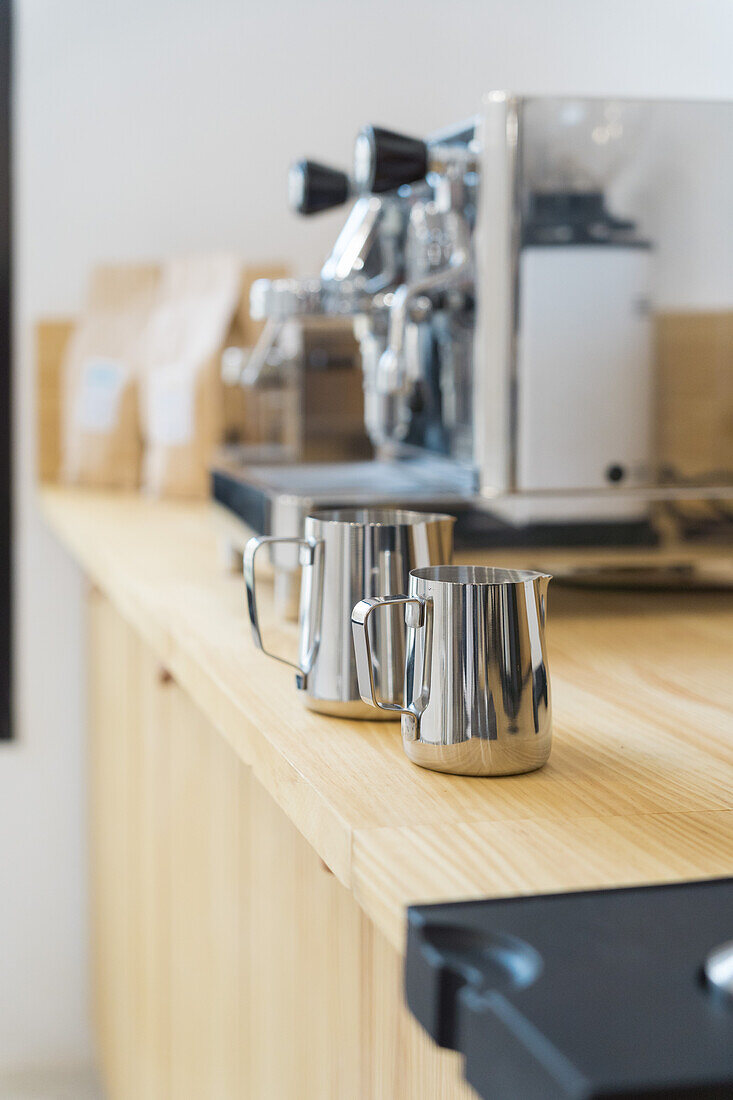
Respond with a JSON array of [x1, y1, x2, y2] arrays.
[[535, 572, 552, 626]]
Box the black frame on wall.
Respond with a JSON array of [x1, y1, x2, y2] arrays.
[[0, 0, 11, 739]]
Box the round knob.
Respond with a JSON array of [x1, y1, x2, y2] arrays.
[[288, 160, 350, 215], [354, 125, 428, 194]]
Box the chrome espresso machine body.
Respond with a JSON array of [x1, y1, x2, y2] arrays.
[[247, 122, 481, 490], [213, 94, 733, 554]]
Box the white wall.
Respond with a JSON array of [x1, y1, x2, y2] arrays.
[[10, 0, 733, 1074]]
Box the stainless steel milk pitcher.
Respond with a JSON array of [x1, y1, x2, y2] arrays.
[[244, 509, 455, 718], [352, 565, 552, 772]]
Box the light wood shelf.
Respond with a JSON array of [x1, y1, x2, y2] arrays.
[[41, 486, 733, 954]]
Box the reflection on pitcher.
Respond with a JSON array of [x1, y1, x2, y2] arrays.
[[244, 509, 455, 718], [352, 566, 552, 775]]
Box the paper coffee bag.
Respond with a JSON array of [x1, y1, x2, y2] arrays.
[[141, 253, 244, 498], [61, 263, 160, 488]]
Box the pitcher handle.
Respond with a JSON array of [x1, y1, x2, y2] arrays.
[[243, 535, 322, 685], [351, 595, 425, 719]]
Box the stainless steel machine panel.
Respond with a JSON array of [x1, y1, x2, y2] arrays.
[[215, 95, 733, 551]]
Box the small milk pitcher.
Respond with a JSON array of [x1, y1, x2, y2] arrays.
[[244, 509, 455, 718], [352, 565, 552, 773]]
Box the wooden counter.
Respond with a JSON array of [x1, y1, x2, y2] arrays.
[[41, 487, 733, 1099]]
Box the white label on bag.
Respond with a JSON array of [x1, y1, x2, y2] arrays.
[[74, 358, 129, 432], [146, 362, 196, 447]]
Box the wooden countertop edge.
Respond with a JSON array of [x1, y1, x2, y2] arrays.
[[351, 808, 733, 952], [39, 486, 733, 957], [39, 487, 357, 888]]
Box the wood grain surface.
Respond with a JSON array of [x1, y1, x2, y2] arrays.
[[88, 592, 478, 1098], [45, 486, 733, 956], [35, 320, 74, 482]]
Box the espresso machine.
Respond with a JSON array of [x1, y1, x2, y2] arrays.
[[213, 94, 733, 588]]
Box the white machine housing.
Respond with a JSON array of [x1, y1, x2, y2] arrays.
[[472, 93, 653, 524]]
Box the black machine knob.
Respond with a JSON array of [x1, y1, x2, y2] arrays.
[[353, 125, 428, 194], [288, 160, 350, 215]]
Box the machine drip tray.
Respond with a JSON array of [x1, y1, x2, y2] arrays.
[[210, 457, 659, 550]]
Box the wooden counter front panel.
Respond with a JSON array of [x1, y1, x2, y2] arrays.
[[88, 591, 476, 1099]]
